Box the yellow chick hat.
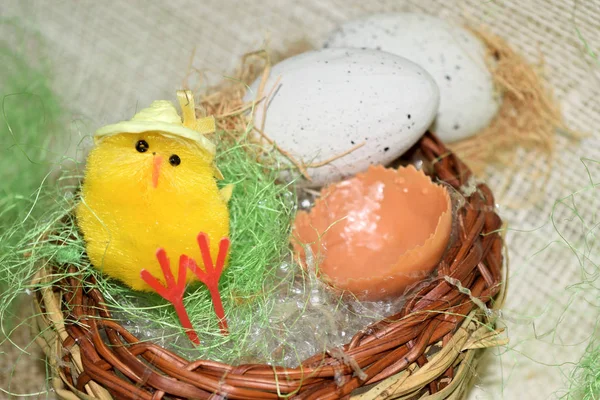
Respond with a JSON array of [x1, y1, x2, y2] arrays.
[[94, 90, 217, 155]]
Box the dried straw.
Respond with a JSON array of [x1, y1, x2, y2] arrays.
[[450, 27, 585, 185], [193, 41, 367, 183]]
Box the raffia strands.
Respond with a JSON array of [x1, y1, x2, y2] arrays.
[[568, 340, 600, 400], [192, 39, 313, 136], [449, 27, 585, 178]]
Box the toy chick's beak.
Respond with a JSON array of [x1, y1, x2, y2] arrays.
[[152, 155, 163, 188]]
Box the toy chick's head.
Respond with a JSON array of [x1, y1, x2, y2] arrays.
[[87, 91, 222, 195]]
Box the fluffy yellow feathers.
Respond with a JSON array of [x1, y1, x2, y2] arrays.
[[77, 91, 231, 292]]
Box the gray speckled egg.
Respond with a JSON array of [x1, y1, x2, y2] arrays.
[[324, 13, 500, 143], [243, 48, 439, 187]]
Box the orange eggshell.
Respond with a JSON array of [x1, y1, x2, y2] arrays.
[[293, 165, 452, 301]]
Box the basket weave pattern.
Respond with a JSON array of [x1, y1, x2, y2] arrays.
[[34, 133, 504, 400]]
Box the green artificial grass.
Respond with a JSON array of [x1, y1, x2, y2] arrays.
[[0, 131, 297, 363], [0, 19, 66, 228], [568, 340, 600, 400], [0, 18, 68, 322]]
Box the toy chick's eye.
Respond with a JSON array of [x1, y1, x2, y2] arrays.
[[136, 140, 149, 153], [169, 154, 181, 166]]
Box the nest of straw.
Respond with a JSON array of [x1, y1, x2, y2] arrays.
[[28, 43, 512, 399], [33, 128, 506, 399]]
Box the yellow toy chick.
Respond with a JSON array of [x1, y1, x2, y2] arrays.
[[77, 91, 232, 343]]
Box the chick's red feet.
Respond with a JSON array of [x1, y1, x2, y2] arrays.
[[140, 232, 230, 345], [182, 233, 230, 335], [140, 249, 200, 345]]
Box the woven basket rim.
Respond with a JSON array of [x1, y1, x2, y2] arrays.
[[33, 133, 507, 400]]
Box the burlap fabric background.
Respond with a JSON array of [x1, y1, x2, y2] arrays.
[[1, 1, 599, 399]]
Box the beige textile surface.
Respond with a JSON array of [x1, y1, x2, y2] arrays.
[[1, 0, 599, 399]]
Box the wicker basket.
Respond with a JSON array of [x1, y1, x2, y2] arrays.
[[32, 132, 506, 400]]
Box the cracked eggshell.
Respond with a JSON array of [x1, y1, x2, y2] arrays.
[[243, 48, 439, 187], [293, 165, 452, 301], [324, 13, 500, 143]]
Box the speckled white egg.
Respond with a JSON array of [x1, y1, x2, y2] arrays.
[[324, 13, 500, 143], [244, 48, 439, 187]]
